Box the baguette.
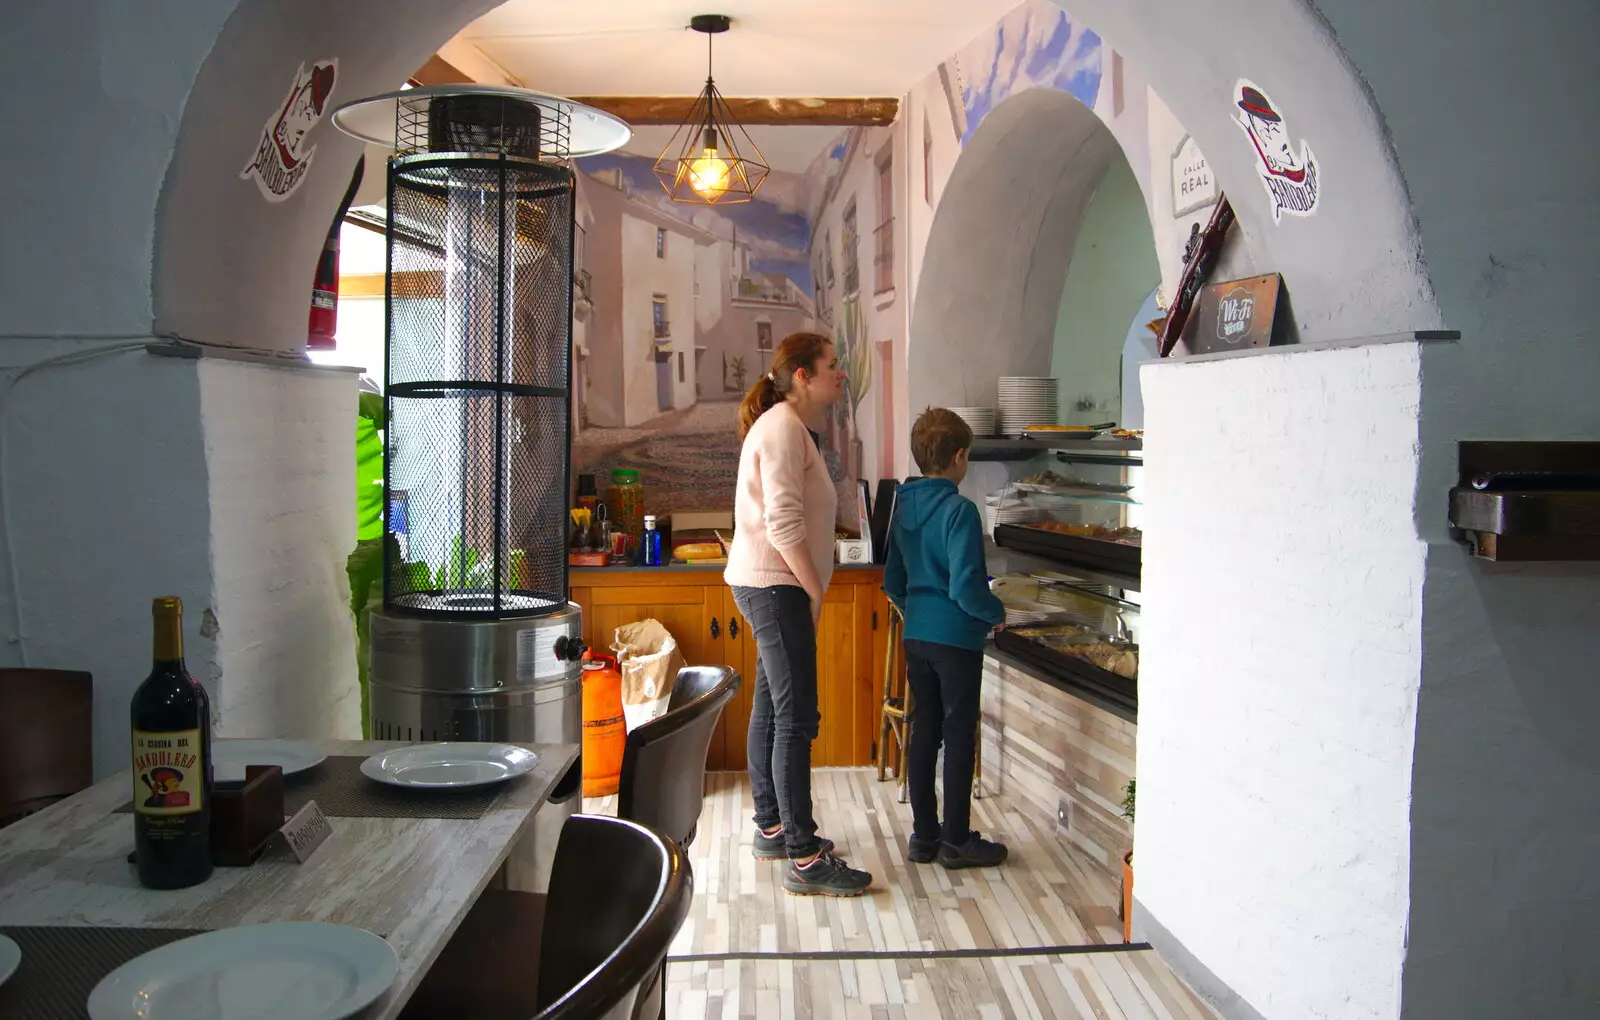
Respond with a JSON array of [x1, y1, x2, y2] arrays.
[[674, 542, 724, 561]]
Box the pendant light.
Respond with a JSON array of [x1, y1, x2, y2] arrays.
[[653, 14, 770, 205]]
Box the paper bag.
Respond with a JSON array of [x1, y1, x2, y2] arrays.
[[612, 619, 685, 731]]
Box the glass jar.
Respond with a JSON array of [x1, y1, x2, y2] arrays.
[[608, 469, 645, 548]]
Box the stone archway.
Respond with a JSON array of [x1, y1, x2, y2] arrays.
[[909, 87, 1129, 414], [4, 2, 1594, 1017]]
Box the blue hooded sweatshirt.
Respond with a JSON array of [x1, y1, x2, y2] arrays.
[[884, 478, 1005, 651]]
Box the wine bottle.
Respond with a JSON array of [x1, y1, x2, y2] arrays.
[[131, 596, 213, 889]]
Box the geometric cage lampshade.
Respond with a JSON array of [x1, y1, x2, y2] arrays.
[[653, 14, 770, 205]]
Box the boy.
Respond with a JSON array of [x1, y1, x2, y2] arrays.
[[885, 408, 1009, 869]]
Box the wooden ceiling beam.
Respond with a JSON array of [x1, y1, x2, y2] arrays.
[[409, 55, 469, 87], [409, 55, 899, 126], [571, 96, 899, 127]]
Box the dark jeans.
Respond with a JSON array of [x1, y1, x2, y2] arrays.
[[905, 639, 983, 846], [732, 584, 822, 858]]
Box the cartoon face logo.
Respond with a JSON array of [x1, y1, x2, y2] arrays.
[[142, 766, 191, 808], [242, 59, 338, 202], [1232, 80, 1320, 222], [272, 63, 336, 169]]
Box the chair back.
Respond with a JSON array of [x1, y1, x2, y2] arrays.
[[617, 666, 739, 846], [536, 814, 692, 1020], [0, 669, 92, 826]]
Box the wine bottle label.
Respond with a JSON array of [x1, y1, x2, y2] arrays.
[[132, 729, 205, 816]]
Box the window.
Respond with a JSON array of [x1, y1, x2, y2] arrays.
[[652, 295, 669, 339], [923, 117, 934, 206], [841, 200, 860, 296], [757, 321, 773, 351], [874, 154, 895, 294], [656, 228, 666, 258], [824, 230, 836, 289], [678, 351, 685, 382]]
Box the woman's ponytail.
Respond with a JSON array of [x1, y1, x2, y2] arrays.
[[737, 374, 780, 439]]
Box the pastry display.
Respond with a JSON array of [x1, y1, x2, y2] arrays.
[[1009, 621, 1139, 679], [1024, 521, 1143, 547]]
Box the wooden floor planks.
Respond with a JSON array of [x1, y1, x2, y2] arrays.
[[584, 769, 1217, 1020]]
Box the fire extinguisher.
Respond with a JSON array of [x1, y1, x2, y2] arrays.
[[308, 155, 365, 350]]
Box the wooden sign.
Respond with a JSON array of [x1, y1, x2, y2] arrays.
[[277, 800, 333, 863], [1182, 273, 1288, 355]]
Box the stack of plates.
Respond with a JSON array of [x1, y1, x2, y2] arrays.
[[950, 407, 998, 438], [986, 502, 1042, 534], [1026, 496, 1085, 525], [998, 377, 1059, 436]]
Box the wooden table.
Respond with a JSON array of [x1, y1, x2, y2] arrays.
[[0, 739, 579, 1019]]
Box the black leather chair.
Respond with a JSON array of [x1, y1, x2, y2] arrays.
[[617, 665, 740, 848], [400, 814, 691, 1020], [536, 815, 692, 1019], [0, 669, 92, 827]]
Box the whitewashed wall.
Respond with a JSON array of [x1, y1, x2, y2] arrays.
[[1136, 341, 1428, 1020], [199, 359, 360, 743]]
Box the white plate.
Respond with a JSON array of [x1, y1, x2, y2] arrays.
[[0, 934, 19, 988], [359, 742, 539, 789], [87, 923, 397, 1020], [213, 739, 326, 785]]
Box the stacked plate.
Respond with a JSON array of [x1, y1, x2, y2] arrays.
[[950, 407, 997, 438], [998, 377, 1059, 436], [986, 501, 1042, 534]]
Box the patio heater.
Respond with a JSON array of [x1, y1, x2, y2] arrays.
[[331, 86, 630, 892]]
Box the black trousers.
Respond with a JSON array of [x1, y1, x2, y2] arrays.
[[904, 639, 983, 845], [732, 584, 823, 858]]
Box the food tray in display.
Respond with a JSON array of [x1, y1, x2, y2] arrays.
[[994, 523, 1142, 582], [994, 628, 1137, 715]]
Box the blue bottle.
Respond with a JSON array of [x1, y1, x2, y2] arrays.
[[642, 515, 663, 567]]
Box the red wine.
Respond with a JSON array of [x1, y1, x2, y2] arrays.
[[131, 596, 213, 889]]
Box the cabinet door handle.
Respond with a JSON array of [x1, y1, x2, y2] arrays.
[[710, 617, 720, 639], [729, 616, 740, 639]]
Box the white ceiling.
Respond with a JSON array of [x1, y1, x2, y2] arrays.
[[461, 0, 1021, 104]]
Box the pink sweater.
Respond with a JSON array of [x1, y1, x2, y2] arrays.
[[724, 402, 837, 594]]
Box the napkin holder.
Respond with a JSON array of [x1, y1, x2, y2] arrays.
[[126, 765, 286, 870], [211, 764, 286, 866]]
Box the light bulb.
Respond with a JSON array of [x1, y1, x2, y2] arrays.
[[688, 148, 732, 200]]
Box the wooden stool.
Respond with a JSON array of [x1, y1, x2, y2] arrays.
[[875, 604, 983, 804]]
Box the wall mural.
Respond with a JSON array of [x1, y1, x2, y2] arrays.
[[568, 151, 858, 525], [959, 6, 1101, 144], [566, 0, 1108, 529]]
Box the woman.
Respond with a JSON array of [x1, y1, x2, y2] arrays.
[[724, 332, 873, 897]]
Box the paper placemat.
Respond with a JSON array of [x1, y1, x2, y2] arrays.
[[116, 756, 507, 820], [0, 926, 206, 1020]]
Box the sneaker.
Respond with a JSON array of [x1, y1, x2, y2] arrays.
[[783, 852, 874, 897], [938, 831, 1009, 870], [907, 835, 939, 863], [753, 827, 835, 861]]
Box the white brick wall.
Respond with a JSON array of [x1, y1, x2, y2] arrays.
[[1136, 342, 1427, 1020], [199, 359, 360, 741]]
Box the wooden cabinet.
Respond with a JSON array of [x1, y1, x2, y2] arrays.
[[569, 567, 887, 770]]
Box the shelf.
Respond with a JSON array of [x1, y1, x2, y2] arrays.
[[993, 524, 1141, 587], [970, 437, 1143, 464], [986, 539, 1142, 592], [1018, 484, 1141, 506]]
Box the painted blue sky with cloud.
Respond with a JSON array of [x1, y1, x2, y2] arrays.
[[962, 6, 1102, 147], [576, 152, 812, 293]]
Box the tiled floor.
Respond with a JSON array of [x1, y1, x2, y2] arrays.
[[584, 769, 1219, 1019]]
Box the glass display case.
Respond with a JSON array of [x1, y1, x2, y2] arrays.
[[983, 437, 1143, 716]]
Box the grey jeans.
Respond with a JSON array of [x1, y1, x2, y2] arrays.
[[731, 584, 822, 858]]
